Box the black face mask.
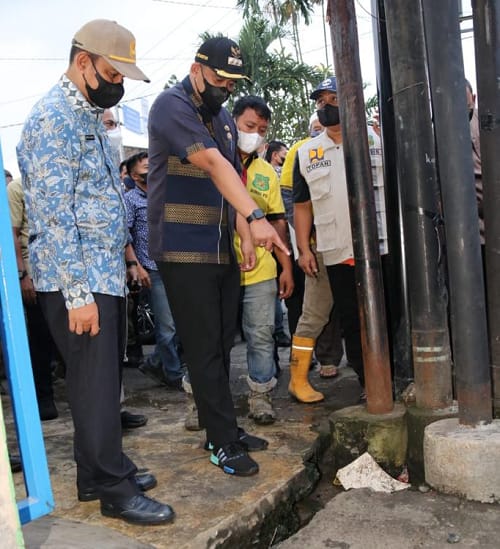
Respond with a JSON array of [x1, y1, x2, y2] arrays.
[[317, 104, 340, 127], [200, 76, 230, 115], [137, 173, 148, 186], [84, 61, 125, 109]]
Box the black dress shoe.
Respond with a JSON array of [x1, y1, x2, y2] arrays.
[[274, 331, 291, 348], [101, 494, 175, 525], [121, 410, 148, 429], [39, 399, 58, 421], [9, 454, 22, 473], [78, 472, 158, 502]]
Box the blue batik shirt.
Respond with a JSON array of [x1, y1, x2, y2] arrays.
[[124, 186, 157, 271], [16, 75, 128, 309]]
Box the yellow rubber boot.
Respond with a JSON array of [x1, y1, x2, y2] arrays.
[[288, 335, 324, 403]]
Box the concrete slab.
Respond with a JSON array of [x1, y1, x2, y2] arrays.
[[4, 342, 363, 548], [278, 488, 500, 548], [4, 338, 500, 547], [424, 418, 500, 503], [22, 516, 152, 548]]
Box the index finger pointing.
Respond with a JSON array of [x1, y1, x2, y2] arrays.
[[272, 234, 290, 255]]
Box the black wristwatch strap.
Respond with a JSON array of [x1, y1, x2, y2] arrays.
[[18, 270, 28, 280], [246, 208, 265, 224]]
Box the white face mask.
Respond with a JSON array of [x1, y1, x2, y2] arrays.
[[237, 130, 265, 155], [106, 127, 122, 154]]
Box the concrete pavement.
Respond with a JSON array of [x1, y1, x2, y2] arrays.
[[7, 341, 359, 548], [4, 339, 500, 548], [279, 488, 500, 549]]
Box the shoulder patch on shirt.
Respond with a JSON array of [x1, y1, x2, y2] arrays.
[[251, 174, 270, 192]]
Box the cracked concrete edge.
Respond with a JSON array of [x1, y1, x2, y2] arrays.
[[181, 462, 312, 549]]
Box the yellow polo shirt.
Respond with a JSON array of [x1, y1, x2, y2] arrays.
[[279, 137, 310, 190], [235, 157, 285, 286]]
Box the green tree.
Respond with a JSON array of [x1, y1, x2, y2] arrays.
[[236, 0, 324, 65]]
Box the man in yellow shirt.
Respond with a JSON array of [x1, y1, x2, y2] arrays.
[[233, 96, 294, 424]]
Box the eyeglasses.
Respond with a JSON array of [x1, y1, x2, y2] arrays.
[[103, 120, 117, 129]]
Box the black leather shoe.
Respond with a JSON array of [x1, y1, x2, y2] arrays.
[[9, 454, 22, 473], [39, 399, 58, 421], [100, 494, 175, 525], [274, 331, 291, 348], [78, 472, 158, 502], [121, 410, 148, 429]]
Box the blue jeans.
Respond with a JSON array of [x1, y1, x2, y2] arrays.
[[274, 296, 285, 334], [241, 279, 277, 386], [146, 269, 183, 382]]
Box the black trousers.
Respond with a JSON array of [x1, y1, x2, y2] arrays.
[[158, 262, 239, 448], [326, 264, 365, 386], [38, 292, 138, 498], [25, 300, 54, 404], [315, 304, 343, 367]]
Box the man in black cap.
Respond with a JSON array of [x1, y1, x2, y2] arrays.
[[148, 37, 288, 477]]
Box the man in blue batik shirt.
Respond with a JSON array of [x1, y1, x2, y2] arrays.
[[16, 19, 174, 526]]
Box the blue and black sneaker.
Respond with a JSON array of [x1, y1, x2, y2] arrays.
[[210, 442, 259, 476], [204, 427, 268, 452]]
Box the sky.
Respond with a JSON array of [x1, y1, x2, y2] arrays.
[[0, 0, 475, 178]]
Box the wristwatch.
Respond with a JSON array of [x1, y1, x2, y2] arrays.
[[246, 208, 265, 224], [18, 270, 28, 280]]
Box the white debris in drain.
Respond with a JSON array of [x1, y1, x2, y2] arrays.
[[335, 452, 411, 493]]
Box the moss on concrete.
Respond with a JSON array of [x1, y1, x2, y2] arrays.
[[329, 403, 407, 477]]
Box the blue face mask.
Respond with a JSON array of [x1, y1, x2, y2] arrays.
[[310, 129, 322, 138]]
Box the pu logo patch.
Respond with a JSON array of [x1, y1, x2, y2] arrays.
[[306, 145, 331, 173], [251, 174, 270, 192], [309, 147, 324, 163]]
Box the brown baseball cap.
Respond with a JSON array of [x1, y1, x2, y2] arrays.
[[72, 19, 150, 82]]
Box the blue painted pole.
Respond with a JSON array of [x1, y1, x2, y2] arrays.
[[0, 143, 54, 523]]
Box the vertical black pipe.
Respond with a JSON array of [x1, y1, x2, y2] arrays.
[[371, 0, 414, 397], [472, 0, 500, 416], [423, 0, 492, 425], [328, 0, 393, 414], [382, 0, 453, 409]]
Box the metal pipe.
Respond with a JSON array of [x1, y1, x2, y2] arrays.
[[371, 0, 414, 397], [423, 0, 491, 425], [472, 0, 500, 417], [328, 0, 393, 414], [382, 0, 454, 409]]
